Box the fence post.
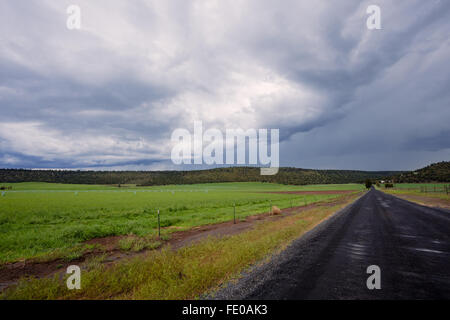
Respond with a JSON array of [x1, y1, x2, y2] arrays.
[[233, 202, 236, 224], [157, 209, 161, 239], [269, 200, 272, 215]]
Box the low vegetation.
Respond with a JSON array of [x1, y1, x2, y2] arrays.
[[381, 183, 449, 210], [118, 236, 162, 252], [382, 184, 449, 199], [1, 193, 360, 300], [0, 182, 363, 263]]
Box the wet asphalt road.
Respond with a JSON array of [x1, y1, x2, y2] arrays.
[[213, 188, 450, 299]]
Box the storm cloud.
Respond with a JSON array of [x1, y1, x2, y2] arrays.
[[0, 0, 449, 170]]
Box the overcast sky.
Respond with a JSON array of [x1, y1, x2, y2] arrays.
[[0, 0, 449, 171]]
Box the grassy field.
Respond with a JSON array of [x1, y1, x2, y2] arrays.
[[381, 183, 449, 190], [1, 181, 365, 191], [1, 193, 360, 300], [380, 183, 449, 203], [379, 183, 449, 196], [0, 182, 364, 263]]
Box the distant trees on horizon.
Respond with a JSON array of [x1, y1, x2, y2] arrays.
[[1, 162, 448, 186], [0, 167, 404, 186]]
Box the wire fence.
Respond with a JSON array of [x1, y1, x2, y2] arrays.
[[418, 185, 450, 194]]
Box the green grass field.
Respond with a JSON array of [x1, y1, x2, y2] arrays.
[[379, 183, 450, 202], [382, 183, 449, 190], [0, 182, 363, 263], [2, 198, 358, 300], [379, 183, 449, 195]]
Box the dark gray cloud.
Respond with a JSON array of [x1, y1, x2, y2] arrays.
[[0, 0, 449, 170]]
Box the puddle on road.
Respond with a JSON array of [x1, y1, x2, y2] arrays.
[[380, 201, 390, 208], [342, 242, 371, 260], [403, 247, 448, 255], [395, 234, 444, 244], [396, 234, 418, 239]]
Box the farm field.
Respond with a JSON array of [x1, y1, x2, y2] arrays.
[[379, 183, 449, 196], [380, 183, 450, 209], [382, 183, 449, 190], [0, 182, 364, 263], [1, 193, 362, 300]]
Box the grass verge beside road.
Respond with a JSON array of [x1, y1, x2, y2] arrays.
[[382, 188, 449, 210]]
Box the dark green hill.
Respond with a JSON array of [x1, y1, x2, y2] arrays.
[[393, 161, 450, 183], [0, 167, 400, 186]]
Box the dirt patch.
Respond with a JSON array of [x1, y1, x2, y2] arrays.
[[0, 192, 361, 292], [265, 190, 356, 195], [0, 251, 100, 292], [0, 260, 61, 291], [84, 235, 125, 251]]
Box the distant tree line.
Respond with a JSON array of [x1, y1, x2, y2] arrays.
[[389, 161, 450, 183], [0, 167, 402, 186]]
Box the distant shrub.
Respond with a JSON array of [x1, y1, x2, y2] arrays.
[[385, 183, 394, 188]]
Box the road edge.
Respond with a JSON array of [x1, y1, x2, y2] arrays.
[[206, 191, 367, 300]]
